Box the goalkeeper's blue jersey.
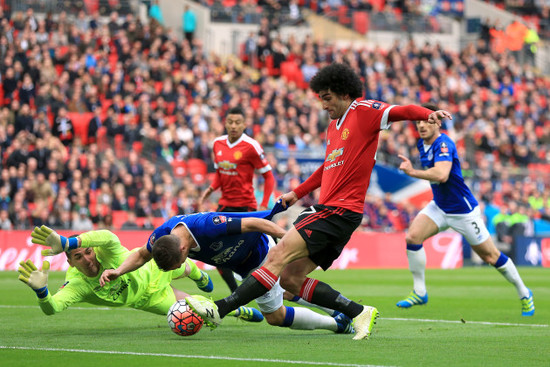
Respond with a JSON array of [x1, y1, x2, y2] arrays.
[[146, 203, 283, 277], [418, 133, 478, 214]]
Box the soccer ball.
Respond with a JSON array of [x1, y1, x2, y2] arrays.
[[167, 299, 204, 336]]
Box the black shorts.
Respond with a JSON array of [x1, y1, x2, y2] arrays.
[[217, 205, 255, 212], [293, 204, 362, 270]]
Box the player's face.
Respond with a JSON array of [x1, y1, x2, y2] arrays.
[[225, 113, 246, 143], [415, 119, 439, 143], [67, 247, 101, 277], [318, 89, 351, 120]]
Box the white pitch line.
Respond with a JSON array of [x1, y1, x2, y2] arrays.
[[382, 317, 548, 328], [2, 305, 546, 328], [0, 346, 394, 367]]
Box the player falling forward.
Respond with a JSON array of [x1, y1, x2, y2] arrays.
[[99, 202, 355, 334], [395, 103, 534, 316], [18, 227, 259, 320], [185, 62, 452, 340]]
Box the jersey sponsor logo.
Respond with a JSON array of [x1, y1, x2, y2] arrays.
[[217, 150, 222, 156], [233, 151, 243, 160], [210, 241, 223, 251], [341, 128, 350, 140], [109, 278, 132, 300], [212, 216, 227, 225], [210, 240, 245, 265], [218, 161, 237, 170], [326, 147, 344, 162]]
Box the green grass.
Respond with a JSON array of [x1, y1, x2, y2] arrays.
[[1, 267, 549, 367]]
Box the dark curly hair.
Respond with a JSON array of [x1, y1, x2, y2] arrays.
[[310, 63, 363, 100], [152, 234, 182, 271]]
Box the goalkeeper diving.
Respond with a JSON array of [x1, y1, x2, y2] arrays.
[[17, 226, 262, 321]]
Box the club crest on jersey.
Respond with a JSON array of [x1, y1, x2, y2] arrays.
[[341, 128, 350, 140], [218, 161, 237, 170], [372, 102, 381, 110], [326, 147, 344, 162], [148, 233, 156, 247], [212, 216, 227, 225], [233, 151, 243, 160]]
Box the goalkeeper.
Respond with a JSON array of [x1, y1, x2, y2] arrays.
[[17, 227, 261, 320]]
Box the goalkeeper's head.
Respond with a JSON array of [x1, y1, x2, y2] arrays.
[[66, 235, 101, 277], [152, 234, 190, 272]]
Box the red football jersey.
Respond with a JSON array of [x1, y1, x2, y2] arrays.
[[319, 99, 394, 213], [212, 134, 272, 208]]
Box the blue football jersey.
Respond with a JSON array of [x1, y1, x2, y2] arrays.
[[146, 202, 285, 277], [417, 133, 478, 214]]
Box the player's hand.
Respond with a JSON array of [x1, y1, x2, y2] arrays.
[[428, 110, 452, 127], [99, 268, 120, 287], [398, 154, 414, 176], [31, 225, 78, 256], [258, 205, 268, 211], [18, 259, 50, 298], [278, 192, 299, 209]]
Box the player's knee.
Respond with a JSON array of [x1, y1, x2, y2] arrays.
[[405, 232, 422, 245]]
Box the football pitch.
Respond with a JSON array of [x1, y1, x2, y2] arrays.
[[1, 267, 548, 367]]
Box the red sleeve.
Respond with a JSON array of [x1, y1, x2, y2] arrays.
[[210, 171, 221, 190], [293, 164, 323, 199], [260, 170, 275, 207], [388, 105, 432, 122]]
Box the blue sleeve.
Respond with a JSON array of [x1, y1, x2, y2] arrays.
[[433, 138, 453, 163]]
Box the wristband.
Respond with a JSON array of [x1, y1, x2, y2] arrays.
[[62, 237, 79, 251], [34, 286, 49, 299]]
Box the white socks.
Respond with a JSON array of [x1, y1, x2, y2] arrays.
[[407, 247, 427, 297]]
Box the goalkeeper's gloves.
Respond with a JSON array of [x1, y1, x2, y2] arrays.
[[18, 260, 50, 299], [31, 225, 79, 256]]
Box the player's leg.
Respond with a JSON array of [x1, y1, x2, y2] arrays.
[[173, 258, 213, 292], [457, 209, 534, 316], [257, 281, 354, 334], [213, 228, 309, 319], [216, 267, 238, 292], [284, 291, 338, 317], [397, 205, 441, 308]]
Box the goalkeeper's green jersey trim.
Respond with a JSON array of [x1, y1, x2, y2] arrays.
[[38, 230, 185, 315]]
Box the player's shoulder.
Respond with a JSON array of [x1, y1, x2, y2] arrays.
[[213, 135, 228, 145], [240, 134, 265, 153], [436, 133, 456, 147], [352, 99, 389, 112]]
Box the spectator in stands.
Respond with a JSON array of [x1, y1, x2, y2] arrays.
[[182, 5, 197, 46]]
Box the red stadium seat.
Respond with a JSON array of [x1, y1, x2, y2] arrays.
[[187, 158, 208, 185], [171, 159, 188, 178], [111, 210, 128, 230], [67, 112, 94, 145], [352, 11, 369, 35]]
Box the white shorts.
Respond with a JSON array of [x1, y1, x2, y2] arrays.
[[419, 201, 490, 245], [248, 236, 284, 314]]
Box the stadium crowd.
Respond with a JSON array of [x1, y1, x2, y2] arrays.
[[0, 4, 549, 244]]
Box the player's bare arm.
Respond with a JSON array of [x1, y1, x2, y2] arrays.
[[241, 217, 286, 239], [99, 246, 152, 286], [398, 155, 452, 183]]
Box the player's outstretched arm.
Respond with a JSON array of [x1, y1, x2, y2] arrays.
[[18, 259, 50, 299], [99, 245, 152, 286], [398, 154, 452, 183], [31, 225, 79, 256], [241, 217, 286, 239]]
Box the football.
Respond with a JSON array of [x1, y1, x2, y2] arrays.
[[167, 299, 204, 336]]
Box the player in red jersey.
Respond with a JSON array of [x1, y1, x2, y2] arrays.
[[186, 63, 451, 340], [197, 106, 275, 292]]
